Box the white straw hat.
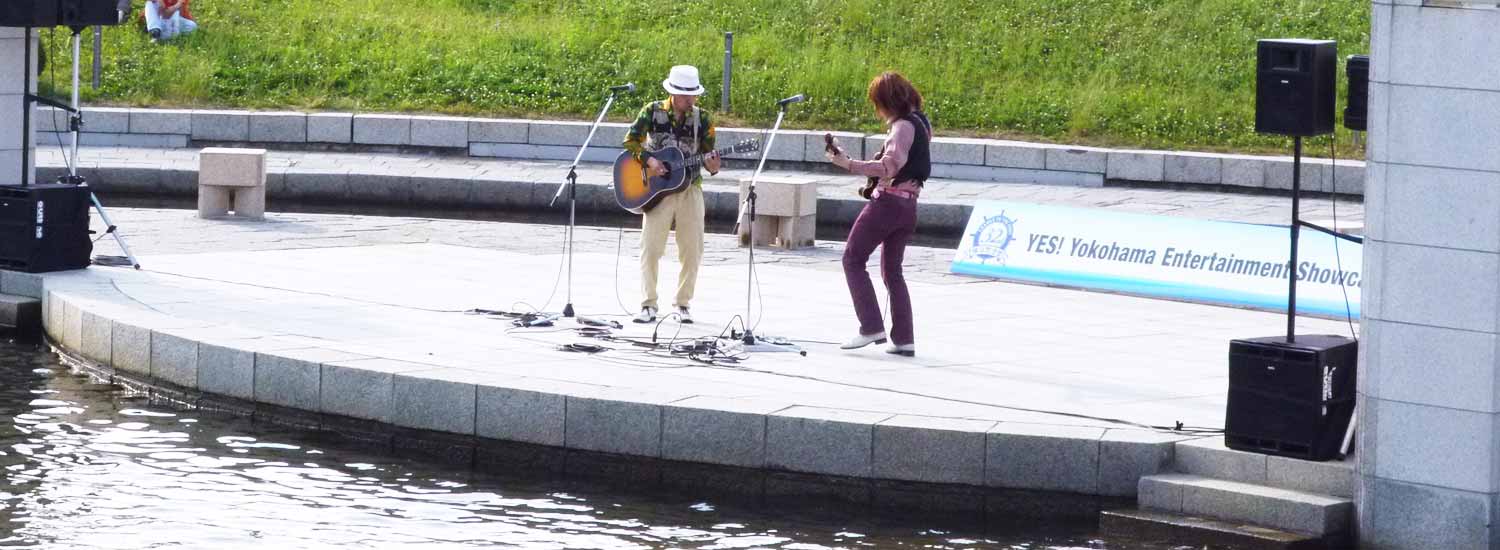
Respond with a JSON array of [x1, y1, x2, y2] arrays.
[[662, 65, 705, 96]]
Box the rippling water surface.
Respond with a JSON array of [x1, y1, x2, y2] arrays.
[[0, 340, 1193, 549]]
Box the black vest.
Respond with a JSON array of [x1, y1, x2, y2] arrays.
[[894, 111, 931, 186]]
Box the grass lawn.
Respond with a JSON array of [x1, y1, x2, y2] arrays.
[[37, 0, 1370, 154]]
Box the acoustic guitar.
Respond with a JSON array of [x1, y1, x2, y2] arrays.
[[613, 139, 760, 214]]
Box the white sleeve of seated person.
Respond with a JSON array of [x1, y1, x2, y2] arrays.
[[144, 0, 162, 29]]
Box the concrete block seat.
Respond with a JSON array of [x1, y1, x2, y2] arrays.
[[737, 175, 819, 249], [197, 147, 267, 219]]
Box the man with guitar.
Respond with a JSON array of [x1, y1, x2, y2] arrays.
[[622, 65, 721, 324]]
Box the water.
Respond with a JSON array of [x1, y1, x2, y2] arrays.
[[0, 340, 1196, 549]]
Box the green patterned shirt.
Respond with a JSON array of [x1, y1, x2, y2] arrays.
[[622, 99, 718, 186]]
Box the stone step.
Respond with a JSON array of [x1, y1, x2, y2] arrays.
[[1100, 508, 1339, 550], [1174, 436, 1354, 498], [0, 293, 42, 340], [1139, 473, 1352, 536]]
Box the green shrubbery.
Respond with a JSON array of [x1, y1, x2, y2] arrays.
[[42, 0, 1369, 153]]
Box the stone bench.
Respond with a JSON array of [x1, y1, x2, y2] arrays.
[[198, 147, 267, 220], [737, 175, 818, 249]]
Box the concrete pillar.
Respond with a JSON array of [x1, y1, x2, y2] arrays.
[[1359, 2, 1500, 548], [0, 28, 37, 185]]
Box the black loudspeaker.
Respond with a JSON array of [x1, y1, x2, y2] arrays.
[[60, 0, 121, 26], [0, 0, 118, 28], [1255, 39, 1337, 137], [0, 183, 93, 273], [0, 1, 60, 27], [1344, 54, 1370, 132], [1226, 335, 1357, 461]]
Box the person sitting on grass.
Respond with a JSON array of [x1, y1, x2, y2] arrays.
[[143, 0, 196, 42]]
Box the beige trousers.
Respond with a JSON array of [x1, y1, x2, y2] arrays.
[[640, 185, 705, 310]]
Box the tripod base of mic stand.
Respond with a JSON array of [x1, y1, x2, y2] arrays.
[[734, 330, 806, 355]]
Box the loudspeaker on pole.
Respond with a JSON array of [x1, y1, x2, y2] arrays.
[[1344, 54, 1369, 132], [0, 0, 121, 28], [1255, 39, 1337, 137]]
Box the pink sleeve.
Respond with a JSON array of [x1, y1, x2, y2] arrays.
[[845, 120, 914, 178]]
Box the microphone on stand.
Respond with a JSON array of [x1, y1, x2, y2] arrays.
[[777, 94, 806, 107], [610, 83, 637, 94]]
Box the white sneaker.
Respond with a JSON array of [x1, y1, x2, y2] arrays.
[[633, 306, 658, 323], [840, 331, 887, 350], [885, 343, 915, 357], [675, 306, 693, 324]]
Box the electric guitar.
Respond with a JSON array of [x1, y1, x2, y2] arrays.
[[613, 139, 760, 214], [825, 133, 879, 200]]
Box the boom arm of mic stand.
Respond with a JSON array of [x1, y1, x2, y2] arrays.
[[552, 91, 619, 207], [26, 94, 78, 114], [736, 107, 788, 227]]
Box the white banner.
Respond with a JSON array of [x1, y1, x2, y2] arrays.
[[951, 201, 1361, 318]]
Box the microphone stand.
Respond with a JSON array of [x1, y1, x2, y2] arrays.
[[548, 86, 623, 318], [735, 99, 803, 354]]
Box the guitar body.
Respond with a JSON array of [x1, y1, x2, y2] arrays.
[[859, 150, 884, 200], [613, 146, 691, 215], [613, 139, 760, 214]]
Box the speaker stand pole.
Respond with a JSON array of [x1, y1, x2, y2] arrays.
[[1286, 136, 1302, 344], [21, 27, 33, 187], [64, 26, 141, 270]]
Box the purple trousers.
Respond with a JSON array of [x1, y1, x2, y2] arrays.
[[843, 193, 918, 346]]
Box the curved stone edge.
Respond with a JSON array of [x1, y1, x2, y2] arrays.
[[34, 107, 1367, 195], [19, 268, 1198, 497]]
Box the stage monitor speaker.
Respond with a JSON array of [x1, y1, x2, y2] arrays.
[[0, 1, 61, 28], [1344, 54, 1369, 132], [0, 183, 93, 273], [1226, 335, 1357, 461], [1255, 39, 1337, 137], [60, 0, 120, 27]]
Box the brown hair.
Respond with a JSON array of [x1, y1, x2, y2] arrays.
[[867, 71, 923, 121]]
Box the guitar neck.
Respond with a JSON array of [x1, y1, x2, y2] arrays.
[[682, 145, 743, 168]]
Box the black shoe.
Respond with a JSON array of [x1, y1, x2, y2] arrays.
[[149, 28, 162, 40]]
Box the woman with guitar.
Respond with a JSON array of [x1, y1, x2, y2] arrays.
[[621, 65, 722, 325], [825, 71, 930, 357]]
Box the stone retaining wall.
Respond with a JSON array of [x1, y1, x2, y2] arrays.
[[36, 107, 1367, 195]]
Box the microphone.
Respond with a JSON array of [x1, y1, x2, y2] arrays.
[[610, 83, 637, 94], [777, 94, 806, 107]]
